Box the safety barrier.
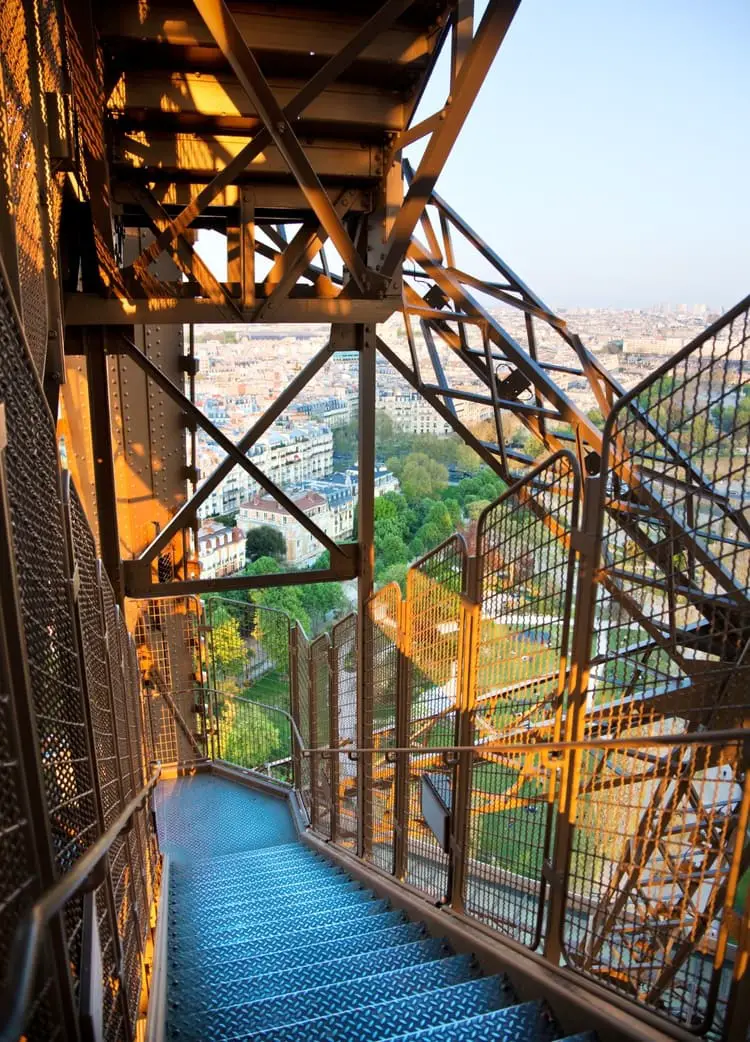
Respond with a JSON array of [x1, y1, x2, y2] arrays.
[[0, 254, 159, 1040]]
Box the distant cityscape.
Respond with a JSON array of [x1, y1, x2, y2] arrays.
[[194, 305, 720, 578]]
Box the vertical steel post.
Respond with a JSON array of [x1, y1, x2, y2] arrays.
[[356, 321, 376, 859], [0, 416, 81, 1042], [543, 474, 602, 964], [393, 597, 412, 880], [328, 636, 340, 845], [86, 329, 124, 602], [309, 639, 320, 832], [289, 625, 303, 792], [448, 576, 481, 913]]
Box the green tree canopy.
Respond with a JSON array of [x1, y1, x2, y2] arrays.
[[245, 524, 286, 562]]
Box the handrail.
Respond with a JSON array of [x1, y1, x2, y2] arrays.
[[300, 726, 750, 758], [0, 766, 161, 1042], [180, 687, 307, 758]]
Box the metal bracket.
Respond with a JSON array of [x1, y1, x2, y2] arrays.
[[179, 356, 200, 376], [570, 529, 597, 557]]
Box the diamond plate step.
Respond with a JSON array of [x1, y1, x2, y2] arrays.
[[170, 896, 391, 957], [171, 885, 374, 942], [169, 920, 426, 992], [168, 953, 476, 1040], [379, 999, 561, 1042], [169, 937, 450, 1014], [169, 907, 406, 969], [173, 848, 323, 883], [172, 860, 342, 899], [558, 1035, 597, 1041], [226, 974, 515, 1042], [174, 840, 303, 868], [171, 867, 349, 914]]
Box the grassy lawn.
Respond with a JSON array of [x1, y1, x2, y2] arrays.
[[469, 761, 548, 875], [477, 620, 559, 695], [245, 670, 290, 711]]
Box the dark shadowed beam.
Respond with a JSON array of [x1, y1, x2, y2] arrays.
[[192, 0, 375, 293], [125, 0, 417, 275]]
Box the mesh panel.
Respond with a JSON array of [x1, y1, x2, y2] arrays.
[[295, 627, 312, 816], [134, 597, 205, 766], [0, 235, 97, 1011], [0, 0, 48, 373], [310, 634, 331, 838], [365, 584, 401, 874], [562, 300, 750, 1033], [465, 453, 578, 947], [331, 614, 357, 850], [404, 536, 467, 901]]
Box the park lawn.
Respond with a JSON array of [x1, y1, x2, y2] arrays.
[[477, 620, 560, 695], [246, 670, 290, 711], [469, 760, 548, 876]]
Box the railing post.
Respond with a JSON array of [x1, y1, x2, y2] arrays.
[[393, 597, 411, 880], [543, 474, 601, 965], [448, 576, 481, 914], [289, 625, 303, 791], [328, 636, 340, 845], [309, 639, 320, 832]]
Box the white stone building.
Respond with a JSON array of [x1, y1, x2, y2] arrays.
[[197, 520, 246, 579]]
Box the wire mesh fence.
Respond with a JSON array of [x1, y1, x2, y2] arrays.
[[331, 614, 358, 850], [464, 452, 579, 947], [364, 583, 401, 874], [134, 596, 205, 766], [310, 634, 332, 836], [404, 536, 467, 901], [559, 297, 750, 1035], [0, 243, 159, 1040]]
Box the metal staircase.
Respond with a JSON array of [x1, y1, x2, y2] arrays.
[[161, 782, 595, 1042]]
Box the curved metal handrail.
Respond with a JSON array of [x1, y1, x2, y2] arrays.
[[0, 766, 161, 1042], [175, 687, 307, 757]]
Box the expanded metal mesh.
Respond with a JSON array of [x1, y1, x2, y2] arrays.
[[331, 614, 358, 850], [310, 634, 332, 837], [0, 248, 98, 1013], [464, 453, 579, 947], [562, 299, 750, 1034], [364, 584, 401, 874], [134, 596, 205, 766], [0, 0, 48, 374], [404, 536, 467, 901]]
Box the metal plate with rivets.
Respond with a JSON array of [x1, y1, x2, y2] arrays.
[[378, 1000, 561, 1042]]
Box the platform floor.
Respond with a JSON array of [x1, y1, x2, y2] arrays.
[[153, 773, 296, 865]]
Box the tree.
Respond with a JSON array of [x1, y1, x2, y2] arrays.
[[220, 699, 282, 771], [379, 562, 408, 593], [209, 607, 248, 684], [400, 453, 448, 500], [455, 442, 481, 475], [467, 499, 491, 521], [245, 525, 286, 562]]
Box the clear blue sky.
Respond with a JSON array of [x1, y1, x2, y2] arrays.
[[417, 0, 750, 309]]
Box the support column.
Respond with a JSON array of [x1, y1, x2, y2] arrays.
[[356, 322, 376, 859], [86, 328, 123, 602]]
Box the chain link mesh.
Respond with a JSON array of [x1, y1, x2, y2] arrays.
[[310, 634, 332, 838]]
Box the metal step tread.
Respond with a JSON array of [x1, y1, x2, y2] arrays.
[[377, 999, 587, 1042], [171, 859, 342, 897], [172, 840, 304, 871], [170, 867, 349, 913], [168, 937, 450, 1014], [223, 974, 516, 1042], [167, 954, 477, 1040], [170, 885, 375, 941], [169, 920, 426, 991], [172, 850, 325, 884], [168, 907, 406, 968]]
